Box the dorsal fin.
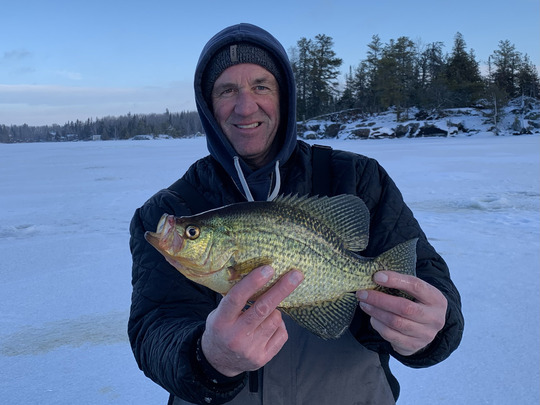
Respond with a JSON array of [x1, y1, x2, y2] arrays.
[[274, 194, 370, 251]]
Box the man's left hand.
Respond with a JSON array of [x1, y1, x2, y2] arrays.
[[356, 271, 447, 356]]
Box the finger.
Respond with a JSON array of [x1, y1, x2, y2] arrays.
[[369, 317, 427, 356], [237, 313, 289, 371], [358, 285, 447, 342], [218, 265, 275, 322], [372, 271, 444, 305], [359, 299, 421, 337], [358, 289, 426, 323], [263, 316, 288, 357], [242, 269, 304, 327]]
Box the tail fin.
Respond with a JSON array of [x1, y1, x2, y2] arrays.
[[375, 238, 418, 276], [373, 238, 418, 299]]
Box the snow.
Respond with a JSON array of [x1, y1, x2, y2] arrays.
[[300, 98, 540, 140], [1, 134, 539, 404]]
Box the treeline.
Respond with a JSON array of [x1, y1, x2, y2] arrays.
[[0, 110, 202, 143], [290, 32, 539, 120], [3, 32, 539, 143]]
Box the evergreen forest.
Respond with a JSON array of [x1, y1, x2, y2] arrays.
[[2, 32, 538, 143]]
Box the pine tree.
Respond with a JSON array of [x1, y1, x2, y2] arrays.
[[490, 40, 522, 97], [337, 66, 356, 110], [372, 37, 416, 120], [363, 35, 383, 112], [290, 37, 313, 121], [445, 32, 483, 106], [308, 34, 343, 117], [352, 61, 372, 111], [416, 41, 449, 108], [517, 54, 540, 98], [291, 34, 342, 119]]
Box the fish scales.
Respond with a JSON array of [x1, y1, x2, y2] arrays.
[[145, 194, 418, 339], [217, 205, 365, 307], [227, 204, 374, 307]]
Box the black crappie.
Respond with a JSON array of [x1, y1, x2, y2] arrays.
[[145, 194, 417, 339]]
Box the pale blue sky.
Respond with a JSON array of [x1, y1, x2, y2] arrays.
[[1, 0, 538, 125]]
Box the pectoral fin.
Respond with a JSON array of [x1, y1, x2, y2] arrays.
[[281, 293, 358, 340], [227, 257, 273, 281]]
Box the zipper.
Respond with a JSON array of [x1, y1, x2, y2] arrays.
[[248, 369, 259, 392]]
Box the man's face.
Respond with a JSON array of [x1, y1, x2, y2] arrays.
[[211, 63, 280, 168]]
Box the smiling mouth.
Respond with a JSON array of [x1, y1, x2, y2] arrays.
[[235, 122, 261, 129]]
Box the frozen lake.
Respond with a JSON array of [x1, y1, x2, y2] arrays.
[[1, 134, 538, 404]]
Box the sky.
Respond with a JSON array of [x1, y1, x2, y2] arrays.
[[1, 0, 539, 126]]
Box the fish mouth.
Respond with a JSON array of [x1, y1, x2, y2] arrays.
[[144, 230, 162, 249], [144, 215, 224, 279], [144, 233, 204, 277], [144, 229, 185, 254], [144, 214, 185, 254]]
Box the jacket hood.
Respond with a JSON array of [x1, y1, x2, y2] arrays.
[[194, 23, 297, 201]]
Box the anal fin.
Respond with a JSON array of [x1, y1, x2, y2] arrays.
[[281, 293, 358, 340]]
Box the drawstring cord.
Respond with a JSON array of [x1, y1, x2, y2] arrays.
[[267, 160, 281, 201], [234, 156, 255, 202], [233, 156, 281, 202]]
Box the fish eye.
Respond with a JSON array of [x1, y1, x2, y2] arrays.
[[184, 225, 200, 240]]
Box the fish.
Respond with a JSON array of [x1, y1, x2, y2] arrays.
[[145, 194, 418, 339]]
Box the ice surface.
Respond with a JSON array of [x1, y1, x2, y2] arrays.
[[1, 135, 538, 404]]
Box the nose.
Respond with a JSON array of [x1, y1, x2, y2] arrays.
[[234, 89, 259, 116]]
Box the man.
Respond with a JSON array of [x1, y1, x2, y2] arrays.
[[129, 23, 464, 404]]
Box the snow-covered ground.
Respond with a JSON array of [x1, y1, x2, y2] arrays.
[[1, 134, 538, 404], [300, 97, 540, 140]]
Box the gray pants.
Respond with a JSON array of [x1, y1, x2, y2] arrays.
[[171, 315, 395, 405]]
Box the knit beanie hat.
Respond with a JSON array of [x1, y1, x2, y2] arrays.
[[202, 42, 284, 104]]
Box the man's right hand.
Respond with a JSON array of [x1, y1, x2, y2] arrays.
[[201, 265, 304, 377]]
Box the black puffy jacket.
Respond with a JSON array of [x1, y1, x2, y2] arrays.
[[128, 141, 464, 404], [129, 23, 463, 405]]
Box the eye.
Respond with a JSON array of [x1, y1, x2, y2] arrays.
[[254, 85, 271, 94], [184, 225, 200, 240], [215, 87, 237, 98]]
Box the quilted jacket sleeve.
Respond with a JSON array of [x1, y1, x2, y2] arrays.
[[335, 151, 464, 368], [128, 189, 246, 404]]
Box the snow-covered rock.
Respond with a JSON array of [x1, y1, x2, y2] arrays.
[[298, 97, 540, 140]]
